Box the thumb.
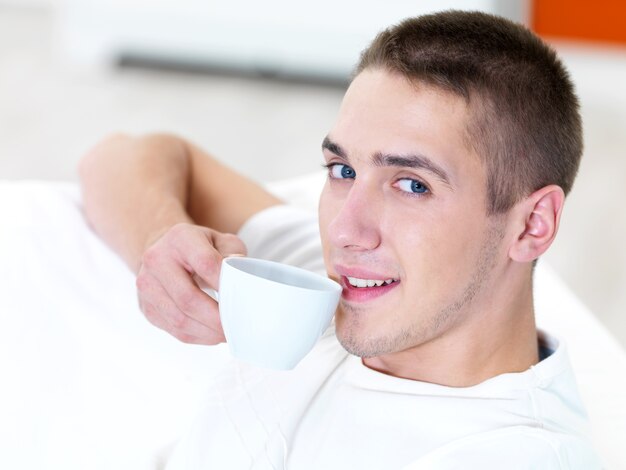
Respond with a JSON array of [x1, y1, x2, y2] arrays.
[[212, 232, 248, 258]]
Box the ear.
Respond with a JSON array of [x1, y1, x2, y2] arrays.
[[508, 185, 565, 263]]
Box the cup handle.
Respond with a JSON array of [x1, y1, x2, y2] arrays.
[[203, 288, 219, 302]]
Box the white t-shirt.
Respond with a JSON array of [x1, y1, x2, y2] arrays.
[[165, 205, 602, 470]]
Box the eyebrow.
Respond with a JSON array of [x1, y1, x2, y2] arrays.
[[322, 137, 347, 159], [322, 136, 453, 188]]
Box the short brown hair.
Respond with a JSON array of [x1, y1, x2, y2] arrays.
[[356, 10, 582, 214]]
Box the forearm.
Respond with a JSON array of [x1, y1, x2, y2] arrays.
[[79, 133, 282, 273], [79, 133, 193, 272]]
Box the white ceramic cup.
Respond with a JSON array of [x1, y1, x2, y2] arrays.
[[205, 257, 341, 370]]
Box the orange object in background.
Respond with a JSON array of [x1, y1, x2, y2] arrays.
[[532, 0, 626, 45]]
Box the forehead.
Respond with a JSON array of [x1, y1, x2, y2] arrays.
[[330, 68, 477, 174]]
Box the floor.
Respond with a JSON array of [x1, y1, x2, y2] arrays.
[[2, 6, 625, 348]]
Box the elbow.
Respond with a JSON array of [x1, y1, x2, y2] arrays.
[[78, 132, 189, 185], [78, 132, 132, 181]]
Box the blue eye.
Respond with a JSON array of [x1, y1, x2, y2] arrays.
[[397, 178, 429, 195], [328, 163, 356, 179]]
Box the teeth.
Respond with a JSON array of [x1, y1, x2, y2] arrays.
[[347, 276, 396, 288]]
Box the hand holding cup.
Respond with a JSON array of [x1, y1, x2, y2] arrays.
[[136, 223, 246, 345]]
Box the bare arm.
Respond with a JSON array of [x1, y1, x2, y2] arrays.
[[79, 133, 282, 344], [79, 133, 281, 273]]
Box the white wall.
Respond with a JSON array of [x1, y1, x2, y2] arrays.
[[0, 0, 57, 6], [57, 0, 530, 79]]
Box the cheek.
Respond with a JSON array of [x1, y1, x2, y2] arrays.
[[389, 207, 486, 293]]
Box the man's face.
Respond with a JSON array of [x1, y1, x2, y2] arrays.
[[319, 68, 506, 358]]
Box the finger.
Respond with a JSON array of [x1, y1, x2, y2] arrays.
[[211, 232, 248, 258], [136, 251, 219, 327], [169, 226, 225, 289], [140, 227, 224, 330], [152, 257, 225, 332], [137, 271, 226, 344], [142, 297, 225, 345], [186, 230, 248, 288]]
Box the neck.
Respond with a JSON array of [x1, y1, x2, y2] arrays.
[[363, 267, 539, 387]]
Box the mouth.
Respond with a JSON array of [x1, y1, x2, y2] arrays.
[[337, 271, 401, 303], [346, 277, 396, 288]]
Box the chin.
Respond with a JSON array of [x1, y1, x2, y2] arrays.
[[334, 310, 368, 357], [336, 332, 375, 358], [335, 315, 400, 358], [335, 304, 430, 358]]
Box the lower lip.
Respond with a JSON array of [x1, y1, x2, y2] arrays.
[[341, 277, 400, 303]]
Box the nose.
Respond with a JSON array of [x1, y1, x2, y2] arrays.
[[326, 179, 382, 251]]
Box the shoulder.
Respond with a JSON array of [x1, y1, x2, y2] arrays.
[[237, 205, 325, 274], [404, 426, 602, 470]]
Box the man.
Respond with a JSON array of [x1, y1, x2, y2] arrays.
[[80, 10, 601, 469]]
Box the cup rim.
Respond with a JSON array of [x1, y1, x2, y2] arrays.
[[223, 256, 341, 293]]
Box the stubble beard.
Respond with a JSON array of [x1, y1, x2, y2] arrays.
[[336, 219, 506, 358]]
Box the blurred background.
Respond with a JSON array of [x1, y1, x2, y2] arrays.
[[1, 0, 625, 347]]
